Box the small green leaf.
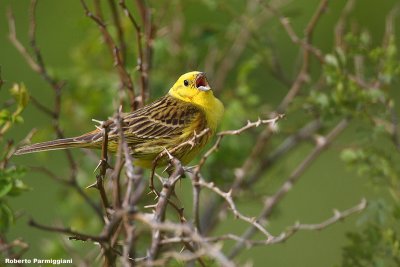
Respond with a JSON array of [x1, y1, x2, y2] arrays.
[[325, 54, 339, 68], [0, 109, 11, 123], [0, 179, 12, 198], [8, 178, 30, 197], [340, 149, 358, 163], [0, 202, 14, 232], [10, 83, 29, 111]]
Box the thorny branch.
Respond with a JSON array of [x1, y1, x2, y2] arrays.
[[149, 128, 210, 191], [88, 120, 112, 213], [158, 198, 367, 247], [229, 119, 350, 258], [192, 115, 285, 232], [148, 154, 184, 261]]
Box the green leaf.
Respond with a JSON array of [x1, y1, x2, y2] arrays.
[[8, 178, 30, 197], [0, 202, 14, 232], [10, 83, 29, 111], [0, 179, 13, 198], [0, 109, 11, 124], [340, 149, 358, 163], [325, 54, 339, 68], [0, 167, 28, 197]]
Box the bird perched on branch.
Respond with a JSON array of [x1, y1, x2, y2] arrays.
[[15, 71, 224, 168]]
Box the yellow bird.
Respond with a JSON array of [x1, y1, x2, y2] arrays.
[[15, 71, 224, 168]]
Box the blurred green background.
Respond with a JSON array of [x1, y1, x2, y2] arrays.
[[1, 0, 399, 266]]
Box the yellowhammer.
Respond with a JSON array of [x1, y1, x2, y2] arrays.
[[15, 71, 224, 168]]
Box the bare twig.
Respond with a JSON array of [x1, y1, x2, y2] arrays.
[[229, 118, 349, 258], [135, 214, 236, 267], [87, 120, 112, 214], [134, 0, 153, 98], [0, 235, 29, 265], [243, 119, 322, 188], [148, 154, 185, 261], [335, 0, 356, 49], [29, 95, 57, 118], [160, 198, 367, 246], [108, 0, 126, 64], [119, 0, 147, 106], [192, 115, 284, 232], [80, 0, 136, 110], [268, 198, 367, 244], [213, 0, 274, 91], [273, 0, 329, 112], [196, 175, 274, 240], [28, 219, 107, 242], [8, 0, 78, 173], [113, 108, 145, 266]]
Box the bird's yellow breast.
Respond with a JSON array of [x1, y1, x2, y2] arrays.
[[168, 89, 224, 132]]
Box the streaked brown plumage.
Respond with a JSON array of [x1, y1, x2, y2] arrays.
[[15, 72, 224, 168]]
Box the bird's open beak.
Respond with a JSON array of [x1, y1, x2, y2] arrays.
[[196, 73, 211, 91]]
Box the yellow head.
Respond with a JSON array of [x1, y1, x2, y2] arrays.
[[169, 71, 224, 130], [169, 71, 212, 102]]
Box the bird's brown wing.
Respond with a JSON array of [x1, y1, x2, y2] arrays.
[[122, 95, 205, 141], [74, 95, 206, 153]]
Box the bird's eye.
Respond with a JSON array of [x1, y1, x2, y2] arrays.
[[183, 80, 189, 86]]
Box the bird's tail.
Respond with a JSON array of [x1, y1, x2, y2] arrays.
[[14, 137, 92, 155]]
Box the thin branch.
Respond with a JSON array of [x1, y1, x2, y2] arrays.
[[213, 0, 274, 91], [28, 219, 107, 242], [112, 107, 145, 266], [107, 0, 127, 64], [29, 95, 57, 118], [0, 235, 29, 265], [134, 0, 153, 98], [135, 214, 236, 267], [8, 0, 80, 203], [160, 198, 367, 246], [269, 198, 367, 244], [87, 120, 112, 213], [150, 128, 210, 191], [243, 119, 322, 188], [80, 0, 136, 110], [267, 0, 329, 112], [148, 155, 185, 261], [119, 0, 147, 106], [196, 175, 274, 240], [29, 0, 61, 90], [192, 115, 284, 232], [229, 118, 349, 258], [335, 0, 356, 49], [7, 8, 41, 73]]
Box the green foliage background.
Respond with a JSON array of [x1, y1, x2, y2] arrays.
[[1, 0, 399, 266]]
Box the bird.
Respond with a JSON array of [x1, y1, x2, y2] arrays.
[[14, 71, 224, 169]]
